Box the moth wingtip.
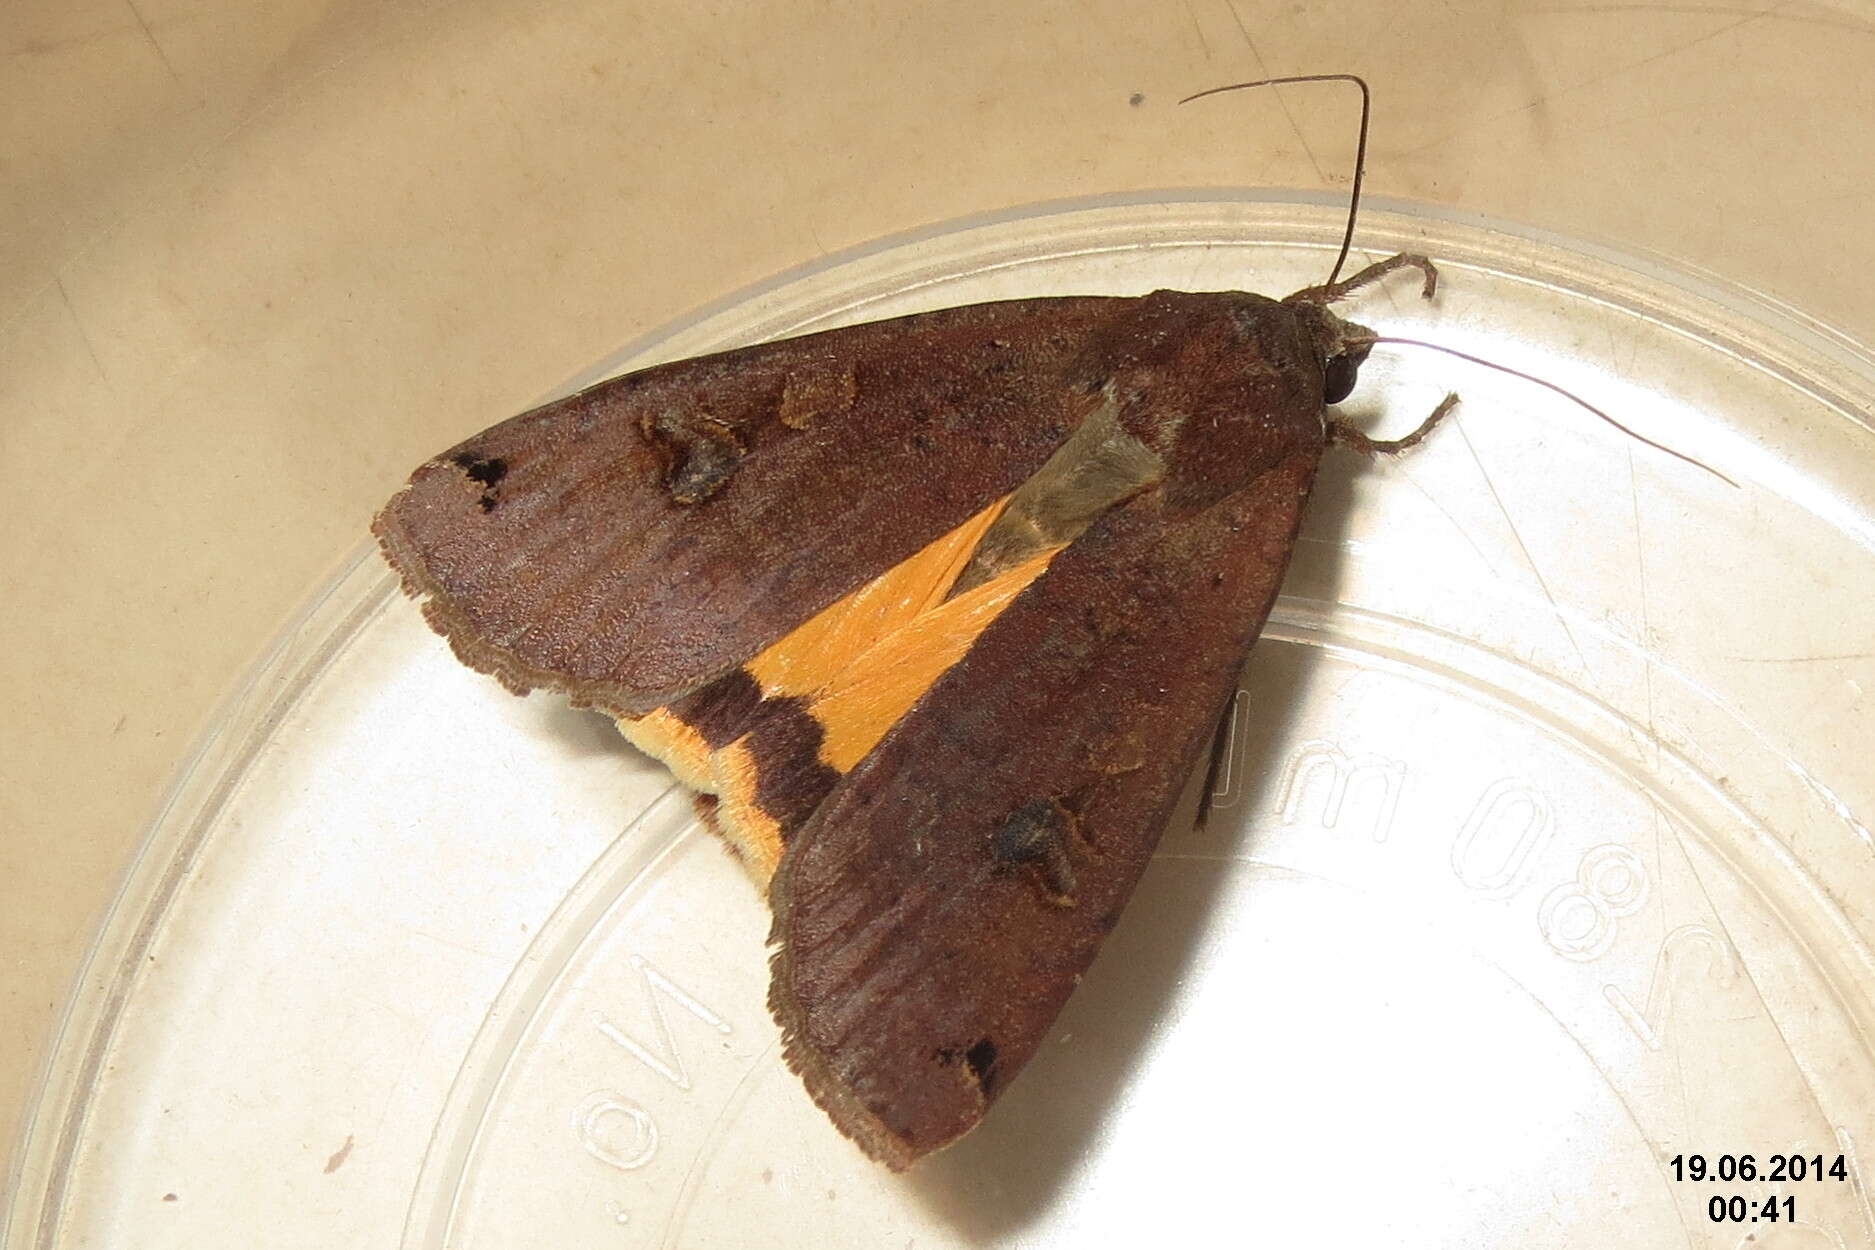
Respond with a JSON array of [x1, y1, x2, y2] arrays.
[[370, 498, 444, 614], [372, 496, 615, 708], [763, 921, 928, 1173], [371, 488, 703, 717]]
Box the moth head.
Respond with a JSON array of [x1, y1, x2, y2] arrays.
[[1292, 302, 1376, 407]]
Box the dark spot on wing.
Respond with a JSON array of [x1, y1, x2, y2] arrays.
[[450, 453, 509, 487], [934, 1037, 1002, 1095], [990, 797, 1082, 905], [964, 1038, 999, 1091], [639, 410, 747, 503], [450, 453, 509, 512]]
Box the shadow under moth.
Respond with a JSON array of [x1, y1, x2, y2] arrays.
[[372, 76, 1716, 1169]]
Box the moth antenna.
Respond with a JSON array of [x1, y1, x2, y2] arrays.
[[1180, 72, 1370, 290], [1352, 335, 1739, 488]]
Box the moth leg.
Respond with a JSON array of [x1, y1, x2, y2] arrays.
[[1329, 392, 1460, 457], [1290, 252, 1438, 306], [1193, 694, 1238, 834]]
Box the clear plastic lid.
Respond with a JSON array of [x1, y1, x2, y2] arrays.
[[9, 196, 1875, 1248]]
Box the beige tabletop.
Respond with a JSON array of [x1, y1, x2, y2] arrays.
[[5, 0, 1874, 1192]]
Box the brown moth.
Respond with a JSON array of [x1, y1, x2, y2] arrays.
[[372, 76, 1703, 1169], [376, 268, 1414, 1168]]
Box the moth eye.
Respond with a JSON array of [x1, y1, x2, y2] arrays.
[[1322, 353, 1361, 405]]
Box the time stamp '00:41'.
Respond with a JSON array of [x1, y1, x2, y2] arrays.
[[1670, 1153, 1854, 1225]]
